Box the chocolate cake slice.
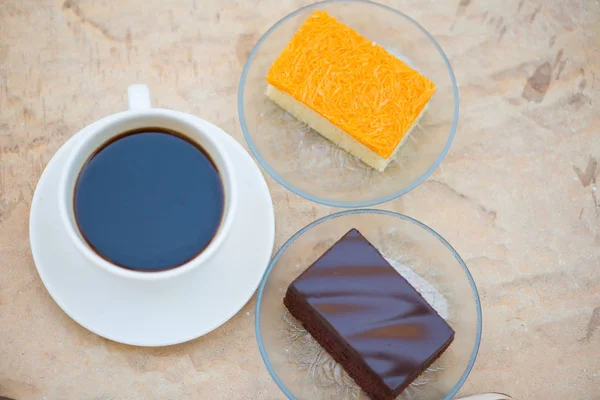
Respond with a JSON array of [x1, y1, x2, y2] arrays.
[[284, 228, 455, 400]]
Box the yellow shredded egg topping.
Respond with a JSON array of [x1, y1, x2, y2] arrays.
[[266, 11, 436, 159]]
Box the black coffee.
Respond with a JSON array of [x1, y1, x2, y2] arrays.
[[74, 128, 225, 272]]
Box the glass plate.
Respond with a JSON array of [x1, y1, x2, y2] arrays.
[[239, 0, 459, 207], [256, 210, 481, 399]]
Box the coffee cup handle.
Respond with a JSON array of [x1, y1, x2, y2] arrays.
[[127, 84, 152, 110]]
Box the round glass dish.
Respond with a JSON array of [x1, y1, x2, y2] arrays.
[[239, 0, 458, 207], [255, 210, 481, 400]]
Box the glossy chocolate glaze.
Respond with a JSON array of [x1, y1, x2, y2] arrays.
[[287, 229, 454, 394]]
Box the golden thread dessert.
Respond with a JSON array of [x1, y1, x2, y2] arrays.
[[266, 11, 436, 171]]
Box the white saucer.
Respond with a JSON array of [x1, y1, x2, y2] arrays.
[[30, 116, 275, 346]]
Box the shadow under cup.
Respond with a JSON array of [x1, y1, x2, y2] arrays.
[[58, 110, 237, 278]]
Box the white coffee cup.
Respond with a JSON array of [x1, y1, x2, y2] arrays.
[[57, 84, 237, 281]]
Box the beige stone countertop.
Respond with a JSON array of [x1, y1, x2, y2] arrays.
[[1, 0, 599, 399]]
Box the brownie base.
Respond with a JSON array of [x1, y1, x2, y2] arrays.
[[285, 286, 393, 400], [284, 286, 454, 400]]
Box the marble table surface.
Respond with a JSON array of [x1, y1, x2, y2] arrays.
[[1, 0, 599, 399]]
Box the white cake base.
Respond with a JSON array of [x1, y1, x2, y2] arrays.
[[266, 84, 427, 172]]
